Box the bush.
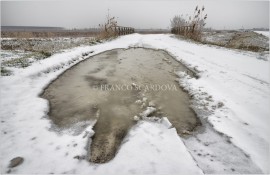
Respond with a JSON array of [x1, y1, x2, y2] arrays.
[[170, 15, 187, 28], [171, 5, 207, 41], [98, 10, 118, 39]]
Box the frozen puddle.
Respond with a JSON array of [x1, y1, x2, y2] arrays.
[[41, 48, 200, 163]]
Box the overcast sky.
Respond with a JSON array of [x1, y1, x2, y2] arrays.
[[1, 0, 269, 29]]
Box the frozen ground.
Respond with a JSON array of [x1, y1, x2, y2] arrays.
[[202, 30, 269, 52], [0, 34, 269, 174], [255, 31, 269, 38], [1, 37, 99, 74], [1, 37, 97, 52]]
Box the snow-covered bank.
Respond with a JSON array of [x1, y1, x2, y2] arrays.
[[1, 34, 269, 174], [255, 31, 269, 38], [140, 35, 270, 173], [0, 35, 202, 174]]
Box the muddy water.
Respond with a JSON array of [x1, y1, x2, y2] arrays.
[[41, 48, 200, 163]]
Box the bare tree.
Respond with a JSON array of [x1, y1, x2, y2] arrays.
[[170, 15, 186, 28], [171, 5, 207, 41]]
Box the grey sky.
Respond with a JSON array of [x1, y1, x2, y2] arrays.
[[1, 0, 269, 29]]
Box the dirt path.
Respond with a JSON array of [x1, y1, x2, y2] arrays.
[[41, 48, 200, 163]]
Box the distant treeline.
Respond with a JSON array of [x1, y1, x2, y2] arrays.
[[1, 26, 101, 32], [1, 31, 99, 38], [1, 26, 171, 38], [1, 26, 100, 38], [135, 29, 170, 34]]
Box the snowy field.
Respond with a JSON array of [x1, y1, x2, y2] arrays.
[[255, 31, 269, 38], [0, 34, 269, 174], [202, 30, 269, 52]]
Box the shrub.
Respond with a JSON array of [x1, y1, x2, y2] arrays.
[[170, 15, 187, 28], [98, 10, 118, 39], [171, 5, 207, 41]]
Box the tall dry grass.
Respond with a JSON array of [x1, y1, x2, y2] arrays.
[[98, 10, 119, 39], [171, 5, 207, 41]]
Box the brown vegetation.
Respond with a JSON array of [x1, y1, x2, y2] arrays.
[[98, 10, 119, 39], [1, 30, 99, 38], [171, 5, 207, 41], [201, 30, 269, 52], [98, 10, 134, 39]]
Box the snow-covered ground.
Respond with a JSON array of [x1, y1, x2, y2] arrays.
[[1, 37, 97, 52], [1, 34, 269, 174], [202, 30, 269, 52], [255, 31, 269, 38]]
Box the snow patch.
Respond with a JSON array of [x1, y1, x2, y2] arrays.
[[1, 33, 269, 174]]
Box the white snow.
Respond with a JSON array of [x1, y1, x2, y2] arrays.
[[255, 31, 269, 38], [88, 120, 203, 175], [139, 107, 156, 118], [1, 50, 29, 62], [1, 33, 269, 174]]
